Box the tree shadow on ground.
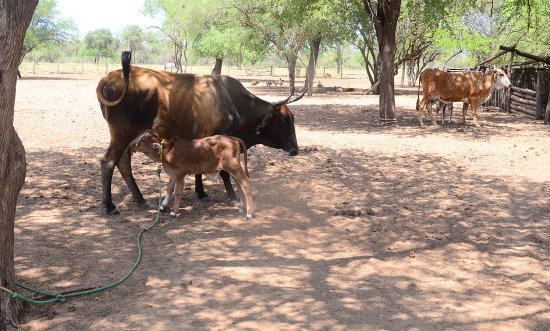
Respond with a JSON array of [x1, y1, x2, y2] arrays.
[[14, 140, 550, 329]]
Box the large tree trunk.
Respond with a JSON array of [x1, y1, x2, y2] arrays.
[[367, 0, 401, 123], [304, 36, 321, 96], [211, 58, 223, 75], [0, 1, 37, 328]]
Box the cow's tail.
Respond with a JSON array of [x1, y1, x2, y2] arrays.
[[96, 51, 131, 107], [236, 138, 249, 177], [416, 72, 422, 111]]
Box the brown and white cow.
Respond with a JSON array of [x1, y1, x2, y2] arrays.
[[133, 132, 254, 220], [417, 68, 511, 127]]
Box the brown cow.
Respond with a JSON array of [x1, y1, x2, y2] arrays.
[[417, 68, 511, 127], [133, 132, 254, 220], [97, 51, 305, 215]]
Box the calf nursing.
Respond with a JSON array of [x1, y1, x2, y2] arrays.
[[134, 132, 254, 219]]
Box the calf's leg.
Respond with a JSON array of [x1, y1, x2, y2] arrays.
[[161, 179, 175, 212], [229, 170, 254, 220], [170, 176, 186, 219]]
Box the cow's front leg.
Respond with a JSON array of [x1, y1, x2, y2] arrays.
[[194, 174, 208, 199], [116, 150, 146, 207], [220, 170, 239, 205], [471, 102, 480, 127]]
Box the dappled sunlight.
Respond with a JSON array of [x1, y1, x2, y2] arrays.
[[10, 78, 550, 329]]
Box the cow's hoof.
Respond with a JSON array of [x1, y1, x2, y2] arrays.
[[246, 214, 253, 220], [196, 191, 208, 200], [136, 201, 149, 210], [105, 204, 119, 215], [169, 212, 176, 220]]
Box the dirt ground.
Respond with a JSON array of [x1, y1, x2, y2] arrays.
[[9, 72, 550, 330]]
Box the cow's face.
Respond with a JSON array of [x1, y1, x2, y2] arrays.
[[492, 69, 511, 89], [256, 104, 299, 156]]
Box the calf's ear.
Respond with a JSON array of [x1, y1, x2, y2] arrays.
[[493, 72, 498, 83]]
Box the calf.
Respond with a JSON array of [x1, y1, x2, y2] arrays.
[[134, 132, 254, 220], [417, 68, 511, 127]]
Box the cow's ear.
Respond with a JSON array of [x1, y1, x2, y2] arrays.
[[493, 72, 498, 83], [256, 110, 274, 134]]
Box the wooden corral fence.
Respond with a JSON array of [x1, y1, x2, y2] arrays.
[[485, 67, 550, 121], [481, 45, 550, 123], [244, 65, 273, 76]]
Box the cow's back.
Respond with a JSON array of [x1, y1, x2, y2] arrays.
[[151, 73, 241, 140], [420, 69, 490, 102]]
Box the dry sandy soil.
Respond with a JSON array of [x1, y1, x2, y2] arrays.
[[8, 72, 550, 330]]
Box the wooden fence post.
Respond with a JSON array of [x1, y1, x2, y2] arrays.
[[105, 63, 108, 73], [245, 64, 248, 76], [535, 70, 548, 120], [545, 88, 550, 124], [270, 65, 273, 76], [81, 62, 84, 74]]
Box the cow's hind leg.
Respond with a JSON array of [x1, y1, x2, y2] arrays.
[[116, 150, 146, 208], [418, 97, 430, 126], [220, 170, 239, 205], [194, 174, 208, 199], [101, 143, 128, 215]]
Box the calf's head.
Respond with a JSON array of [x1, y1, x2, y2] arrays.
[[134, 132, 172, 162]]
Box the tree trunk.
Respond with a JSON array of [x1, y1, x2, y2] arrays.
[[304, 37, 321, 96], [336, 46, 343, 75], [211, 58, 223, 75], [370, 0, 401, 123], [0, 1, 37, 328], [286, 54, 298, 95]]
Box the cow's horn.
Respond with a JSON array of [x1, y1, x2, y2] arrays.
[[270, 94, 292, 107], [287, 87, 307, 104]]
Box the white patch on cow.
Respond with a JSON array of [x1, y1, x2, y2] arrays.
[[192, 122, 199, 136], [205, 172, 219, 181], [129, 131, 149, 148], [184, 175, 189, 184], [162, 195, 170, 207], [228, 113, 233, 122]]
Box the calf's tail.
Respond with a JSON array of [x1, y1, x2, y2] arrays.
[[236, 138, 249, 177], [96, 51, 131, 107]]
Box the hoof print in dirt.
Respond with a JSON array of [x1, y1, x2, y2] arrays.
[[334, 209, 363, 217], [300, 146, 319, 153]]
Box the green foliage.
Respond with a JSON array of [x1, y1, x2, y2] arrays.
[[84, 29, 120, 62], [122, 25, 144, 53], [22, 0, 77, 63]]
